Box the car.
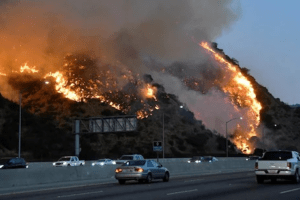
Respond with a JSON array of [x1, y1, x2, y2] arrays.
[[92, 159, 116, 166], [0, 157, 28, 169], [53, 156, 85, 167], [202, 156, 218, 162], [246, 156, 261, 161], [116, 154, 144, 164], [255, 150, 300, 183], [188, 156, 203, 163], [115, 160, 170, 184]]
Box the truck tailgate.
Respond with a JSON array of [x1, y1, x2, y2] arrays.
[[258, 161, 288, 170]]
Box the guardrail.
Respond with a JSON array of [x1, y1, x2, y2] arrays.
[[0, 157, 255, 189]]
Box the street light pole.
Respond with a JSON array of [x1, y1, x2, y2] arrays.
[[226, 117, 242, 157], [18, 80, 50, 158], [18, 91, 22, 158], [162, 112, 164, 159]]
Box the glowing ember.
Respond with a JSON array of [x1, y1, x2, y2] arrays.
[[200, 41, 262, 154]]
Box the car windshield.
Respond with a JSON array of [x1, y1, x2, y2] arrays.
[[119, 156, 134, 160], [122, 160, 146, 166], [58, 157, 71, 161], [0, 159, 10, 164], [191, 156, 201, 160], [97, 159, 106, 162], [261, 152, 293, 160]]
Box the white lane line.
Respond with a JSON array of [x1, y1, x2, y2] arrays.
[[280, 188, 300, 194], [167, 189, 198, 196], [57, 191, 103, 198], [184, 179, 204, 182]]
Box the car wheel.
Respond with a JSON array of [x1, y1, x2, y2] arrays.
[[293, 170, 300, 184], [118, 180, 126, 185], [163, 172, 169, 182], [146, 173, 152, 183], [256, 175, 264, 184]]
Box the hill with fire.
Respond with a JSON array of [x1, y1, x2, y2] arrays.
[[0, 42, 300, 161]]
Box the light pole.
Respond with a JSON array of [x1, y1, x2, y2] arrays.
[[226, 117, 242, 157], [262, 124, 277, 151], [18, 80, 49, 158], [162, 112, 164, 159]]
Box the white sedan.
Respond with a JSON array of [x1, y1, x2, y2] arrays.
[[91, 159, 116, 166]]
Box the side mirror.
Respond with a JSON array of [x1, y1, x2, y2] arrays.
[[158, 164, 163, 168]]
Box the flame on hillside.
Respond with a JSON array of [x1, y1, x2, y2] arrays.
[[200, 41, 262, 154]]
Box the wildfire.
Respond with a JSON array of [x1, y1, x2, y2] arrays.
[[200, 41, 262, 154], [143, 84, 157, 101], [20, 63, 39, 73]]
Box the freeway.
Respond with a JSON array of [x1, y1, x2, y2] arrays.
[[1, 171, 300, 200]]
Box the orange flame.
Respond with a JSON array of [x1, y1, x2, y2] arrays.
[[20, 63, 39, 73], [200, 42, 262, 154]]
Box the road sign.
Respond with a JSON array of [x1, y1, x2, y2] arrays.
[[153, 141, 162, 152]]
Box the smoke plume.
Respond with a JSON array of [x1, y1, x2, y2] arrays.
[[0, 0, 242, 134]]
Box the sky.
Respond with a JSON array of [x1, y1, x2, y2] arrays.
[[216, 0, 300, 105]]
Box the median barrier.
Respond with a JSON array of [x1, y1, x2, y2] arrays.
[[0, 157, 254, 189]]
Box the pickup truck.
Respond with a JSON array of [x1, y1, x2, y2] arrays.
[[255, 150, 300, 183], [53, 156, 85, 167]]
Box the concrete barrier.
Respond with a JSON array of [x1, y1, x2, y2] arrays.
[[0, 158, 255, 189]]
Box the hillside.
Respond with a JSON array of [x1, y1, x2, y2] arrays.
[[1, 43, 300, 161]]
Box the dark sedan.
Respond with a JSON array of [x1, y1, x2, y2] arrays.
[[187, 156, 203, 163], [0, 157, 28, 169]]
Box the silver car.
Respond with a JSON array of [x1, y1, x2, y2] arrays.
[[115, 160, 170, 184], [91, 159, 116, 166]]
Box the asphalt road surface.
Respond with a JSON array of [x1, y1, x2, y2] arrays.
[[1, 171, 300, 200]]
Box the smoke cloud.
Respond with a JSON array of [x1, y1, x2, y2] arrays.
[[0, 0, 242, 134]]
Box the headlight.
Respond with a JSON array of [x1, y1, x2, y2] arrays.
[[92, 163, 95, 166], [112, 161, 116, 164], [209, 160, 212, 162], [63, 162, 67, 165], [0, 165, 3, 168], [195, 160, 200, 163], [188, 160, 190, 163], [53, 163, 55, 166], [100, 163, 104, 166], [115, 168, 123, 173], [26, 165, 29, 168]]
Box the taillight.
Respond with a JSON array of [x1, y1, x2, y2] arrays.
[[135, 167, 144, 172], [115, 168, 123, 173], [255, 162, 258, 169], [287, 162, 292, 169]]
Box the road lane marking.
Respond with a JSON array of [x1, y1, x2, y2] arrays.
[[280, 188, 300, 194], [57, 191, 103, 198], [184, 179, 204, 182], [167, 189, 198, 196]]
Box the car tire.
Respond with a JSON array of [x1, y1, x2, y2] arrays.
[[256, 175, 264, 184], [146, 173, 152, 183], [163, 172, 169, 182], [293, 170, 300, 184], [118, 180, 126, 185]]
